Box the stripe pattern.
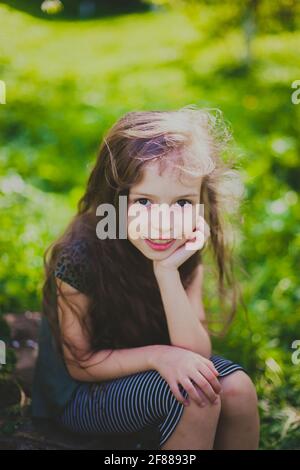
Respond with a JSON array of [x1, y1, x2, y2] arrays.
[[56, 354, 247, 449]]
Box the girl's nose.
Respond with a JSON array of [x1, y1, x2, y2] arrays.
[[150, 205, 179, 239]]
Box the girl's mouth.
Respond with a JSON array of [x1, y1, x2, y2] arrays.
[[144, 238, 176, 251]]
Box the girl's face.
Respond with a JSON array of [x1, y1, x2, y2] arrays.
[[127, 162, 202, 261]]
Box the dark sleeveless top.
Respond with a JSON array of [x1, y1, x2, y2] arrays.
[[31, 239, 91, 419]]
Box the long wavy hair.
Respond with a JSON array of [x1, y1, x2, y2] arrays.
[[42, 105, 245, 370]]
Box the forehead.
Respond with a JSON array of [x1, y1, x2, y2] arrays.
[[130, 162, 202, 197]]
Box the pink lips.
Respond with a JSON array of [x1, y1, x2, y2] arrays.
[[144, 239, 176, 251]]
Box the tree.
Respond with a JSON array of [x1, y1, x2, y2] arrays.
[[142, 0, 300, 68]]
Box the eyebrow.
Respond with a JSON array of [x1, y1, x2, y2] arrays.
[[130, 192, 199, 198]]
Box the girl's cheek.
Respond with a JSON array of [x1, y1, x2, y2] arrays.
[[127, 203, 150, 240], [127, 204, 199, 241], [173, 206, 199, 240]]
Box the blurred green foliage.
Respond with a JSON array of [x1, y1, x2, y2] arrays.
[[0, 1, 299, 448]]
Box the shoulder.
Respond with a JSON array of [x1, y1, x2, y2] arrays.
[[56, 238, 91, 267], [54, 238, 92, 294]]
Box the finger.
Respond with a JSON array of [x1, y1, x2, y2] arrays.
[[202, 358, 219, 376], [197, 364, 222, 394], [185, 216, 204, 240], [185, 230, 205, 251], [200, 358, 219, 376], [180, 377, 205, 407], [201, 218, 210, 239], [169, 381, 189, 406], [195, 216, 210, 241], [172, 242, 199, 267], [204, 221, 210, 239], [172, 245, 195, 266], [195, 215, 205, 231], [193, 385, 211, 406], [191, 374, 218, 403]]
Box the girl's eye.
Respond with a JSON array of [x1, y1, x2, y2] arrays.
[[176, 199, 193, 207], [134, 198, 151, 207], [133, 198, 192, 207]]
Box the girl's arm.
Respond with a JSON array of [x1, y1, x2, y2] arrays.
[[56, 279, 169, 381], [66, 344, 166, 382], [154, 266, 212, 358], [185, 264, 207, 323]]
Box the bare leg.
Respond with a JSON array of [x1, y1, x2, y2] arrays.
[[214, 371, 260, 450], [160, 396, 221, 450]]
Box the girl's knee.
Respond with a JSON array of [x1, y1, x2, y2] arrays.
[[219, 371, 258, 414], [146, 370, 223, 423], [197, 395, 222, 418], [182, 395, 222, 430]]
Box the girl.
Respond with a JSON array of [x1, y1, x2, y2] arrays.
[[31, 106, 260, 450]]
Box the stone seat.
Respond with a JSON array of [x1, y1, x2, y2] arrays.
[[0, 415, 160, 450]]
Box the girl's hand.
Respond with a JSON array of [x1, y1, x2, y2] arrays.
[[153, 346, 222, 407], [153, 216, 210, 275]]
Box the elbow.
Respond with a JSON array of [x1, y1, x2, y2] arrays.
[[66, 363, 82, 381], [201, 342, 212, 359], [172, 337, 212, 359], [185, 332, 212, 359], [66, 363, 94, 382], [200, 332, 212, 358], [65, 356, 91, 381], [63, 349, 97, 381], [197, 322, 212, 358], [190, 341, 211, 359], [65, 356, 106, 382]]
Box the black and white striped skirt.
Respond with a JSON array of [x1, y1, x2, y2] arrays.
[[56, 354, 247, 449]]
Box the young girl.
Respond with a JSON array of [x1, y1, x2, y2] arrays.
[[31, 106, 260, 450]]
